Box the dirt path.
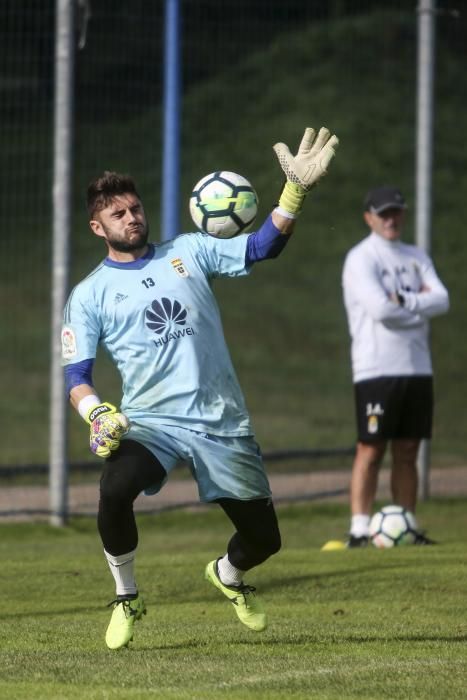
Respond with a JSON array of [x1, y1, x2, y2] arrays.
[[1, 466, 467, 521]]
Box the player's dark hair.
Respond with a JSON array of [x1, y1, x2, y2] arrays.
[[86, 171, 141, 218]]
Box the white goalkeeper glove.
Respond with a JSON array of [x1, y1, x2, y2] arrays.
[[273, 126, 339, 217], [85, 402, 130, 458]]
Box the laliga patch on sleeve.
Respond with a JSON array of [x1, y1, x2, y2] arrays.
[[61, 326, 77, 359]]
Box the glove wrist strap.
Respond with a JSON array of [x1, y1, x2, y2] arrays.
[[85, 401, 116, 425], [278, 181, 307, 217]]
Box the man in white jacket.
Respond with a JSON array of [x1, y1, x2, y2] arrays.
[[342, 186, 449, 547]]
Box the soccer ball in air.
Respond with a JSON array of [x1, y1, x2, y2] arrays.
[[189, 171, 258, 238], [369, 505, 418, 548]]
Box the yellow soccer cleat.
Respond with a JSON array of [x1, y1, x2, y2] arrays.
[[105, 594, 146, 650], [205, 559, 267, 632]]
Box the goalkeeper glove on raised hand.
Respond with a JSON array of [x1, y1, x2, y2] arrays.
[[273, 126, 339, 217], [85, 402, 130, 458]]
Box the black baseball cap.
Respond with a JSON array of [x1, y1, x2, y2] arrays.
[[364, 186, 407, 214]]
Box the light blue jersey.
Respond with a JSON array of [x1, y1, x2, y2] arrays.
[[62, 232, 253, 437]]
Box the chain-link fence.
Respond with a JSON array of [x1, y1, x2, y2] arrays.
[[1, 1, 466, 518]]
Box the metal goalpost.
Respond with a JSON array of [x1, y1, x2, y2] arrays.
[[415, 0, 437, 500], [49, 0, 75, 526]]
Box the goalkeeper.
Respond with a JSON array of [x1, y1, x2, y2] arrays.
[[62, 126, 338, 649]]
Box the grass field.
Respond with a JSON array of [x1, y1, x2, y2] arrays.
[[1, 500, 466, 699]]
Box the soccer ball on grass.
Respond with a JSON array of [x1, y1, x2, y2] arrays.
[[189, 171, 258, 238], [369, 504, 418, 548]]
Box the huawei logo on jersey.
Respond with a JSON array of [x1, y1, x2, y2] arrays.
[[145, 297, 188, 335]]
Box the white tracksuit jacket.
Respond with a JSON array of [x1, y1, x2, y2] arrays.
[[342, 232, 449, 383]]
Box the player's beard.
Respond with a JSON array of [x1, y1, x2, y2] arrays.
[[106, 223, 150, 253]]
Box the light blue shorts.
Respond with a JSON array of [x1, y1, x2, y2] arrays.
[[122, 421, 271, 503]]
